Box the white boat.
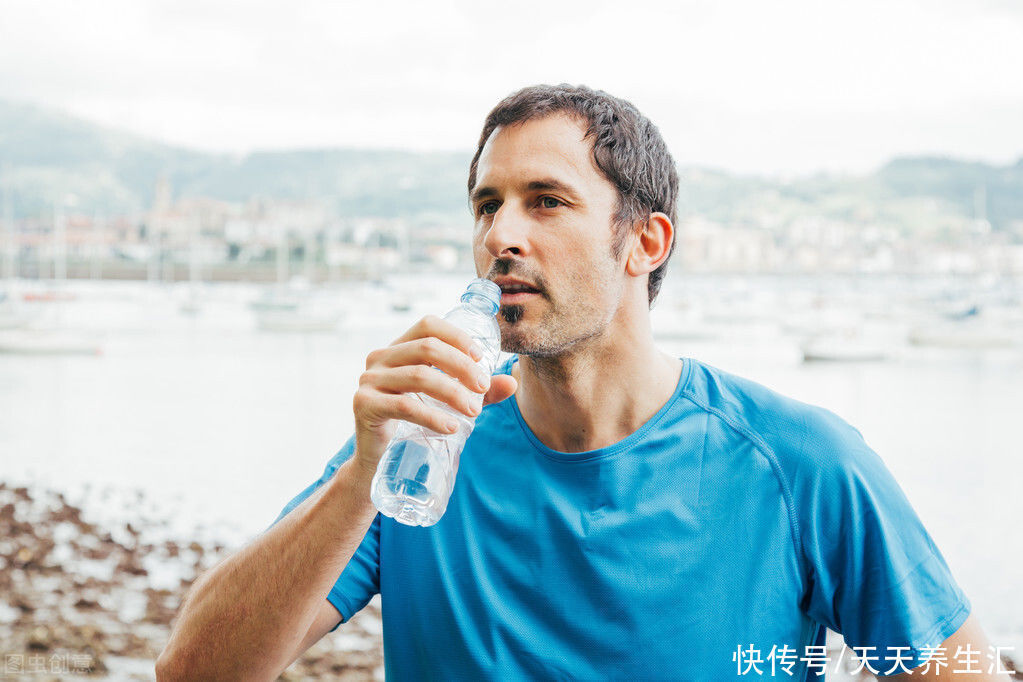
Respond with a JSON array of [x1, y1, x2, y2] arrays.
[[391, 294, 412, 313], [249, 291, 302, 313], [801, 335, 890, 362], [0, 329, 103, 355], [908, 323, 1018, 349]]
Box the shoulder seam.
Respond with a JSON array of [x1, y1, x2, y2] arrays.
[[679, 386, 807, 579]]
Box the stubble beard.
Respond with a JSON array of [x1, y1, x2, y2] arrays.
[[490, 251, 623, 359], [498, 296, 564, 357], [498, 291, 607, 359]]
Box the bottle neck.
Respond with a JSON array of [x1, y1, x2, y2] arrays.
[[461, 292, 499, 316], [462, 292, 497, 316]]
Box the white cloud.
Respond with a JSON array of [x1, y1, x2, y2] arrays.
[[0, 0, 1020, 174]]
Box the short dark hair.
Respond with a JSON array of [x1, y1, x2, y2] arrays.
[[468, 84, 679, 306]]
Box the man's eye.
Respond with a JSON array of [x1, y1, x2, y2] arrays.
[[540, 196, 562, 209], [479, 202, 499, 216]]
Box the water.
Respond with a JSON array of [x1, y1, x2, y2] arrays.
[[371, 278, 502, 526], [0, 273, 1020, 651], [371, 422, 465, 526]]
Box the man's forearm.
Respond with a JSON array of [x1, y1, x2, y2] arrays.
[[156, 457, 379, 681]]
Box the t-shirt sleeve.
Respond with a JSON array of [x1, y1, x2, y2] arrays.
[[267, 436, 381, 632], [791, 411, 971, 676]]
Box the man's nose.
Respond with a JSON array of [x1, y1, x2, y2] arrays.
[[482, 203, 529, 259]]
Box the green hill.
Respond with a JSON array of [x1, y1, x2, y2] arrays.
[[0, 99, 470, 220], [1, 98, 1021, 231]]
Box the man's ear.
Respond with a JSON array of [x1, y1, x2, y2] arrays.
[[625, 212, 673, 277]]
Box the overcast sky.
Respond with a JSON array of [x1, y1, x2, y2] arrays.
[[1, 0, 1021, 176]]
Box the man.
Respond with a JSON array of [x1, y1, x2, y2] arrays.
[[157, 85, 996, 680]]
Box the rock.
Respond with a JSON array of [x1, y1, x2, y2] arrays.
[[27, 624, 53, 650], [15, 546, 35, 566], [78, 649, 108, 675], [121, 631, 154, 658], [12, 594, 35, 613], [83, 544, 114, 560], [1000, 652, 1023, 680], [115, 556, 148, 576], [74, 597, 101, 610], [144, 591, 178, 625]]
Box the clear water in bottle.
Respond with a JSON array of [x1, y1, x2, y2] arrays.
[[370, 278, 502, 526]]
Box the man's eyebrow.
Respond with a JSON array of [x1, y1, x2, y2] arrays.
[[470, 186, 499, 204], [471, 179, 581, 205], [526, 179, 579, 197]]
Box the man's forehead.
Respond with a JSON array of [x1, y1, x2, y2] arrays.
[[473, 113, 597, 189], [486, 112, 589, 150]]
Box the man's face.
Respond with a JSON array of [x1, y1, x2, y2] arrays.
[[471, 114, 628, 357]]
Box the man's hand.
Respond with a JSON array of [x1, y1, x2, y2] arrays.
[[351, 314, 516, 475]]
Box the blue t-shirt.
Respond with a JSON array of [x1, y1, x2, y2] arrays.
[[272, 356, 970, 680]]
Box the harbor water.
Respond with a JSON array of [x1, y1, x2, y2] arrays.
[[1, 272, 1021, 656]]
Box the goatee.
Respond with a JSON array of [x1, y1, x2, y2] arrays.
[[500, 305, 524, 324]]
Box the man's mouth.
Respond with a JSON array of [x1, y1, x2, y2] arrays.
[[497, 282, 542, 304]]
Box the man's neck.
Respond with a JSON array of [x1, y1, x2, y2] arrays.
[[511, 327, 683, 454]]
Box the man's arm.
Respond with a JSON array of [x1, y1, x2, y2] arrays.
[[294, 598, 345, 656], [155, 315, 515, 681], [886, 613, 1001, 681], [155, 456, 378, 681]]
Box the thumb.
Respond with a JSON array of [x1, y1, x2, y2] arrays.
[[482, 373, 517, 407]]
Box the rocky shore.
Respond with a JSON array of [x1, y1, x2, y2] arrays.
[[2, 480, 1019, 681], [0, 482, 384, 680]]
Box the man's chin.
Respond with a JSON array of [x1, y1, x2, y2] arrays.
[[498, 326, 535, 355], [499, 326, 563, 357]]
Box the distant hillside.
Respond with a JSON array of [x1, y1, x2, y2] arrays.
[[876, 157, 1023, 231], [189, 148, 471, 219], [1, 98, 1021, 230], [0, 100, 216, 217], [0, 100, 471, 220]]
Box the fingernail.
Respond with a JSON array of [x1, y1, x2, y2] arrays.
[[446, 419, 459, 432], [469, 343, 484, 361], [475, 368, 489, 390]]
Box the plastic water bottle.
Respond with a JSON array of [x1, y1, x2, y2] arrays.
[[370, 278, 502, 526]]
